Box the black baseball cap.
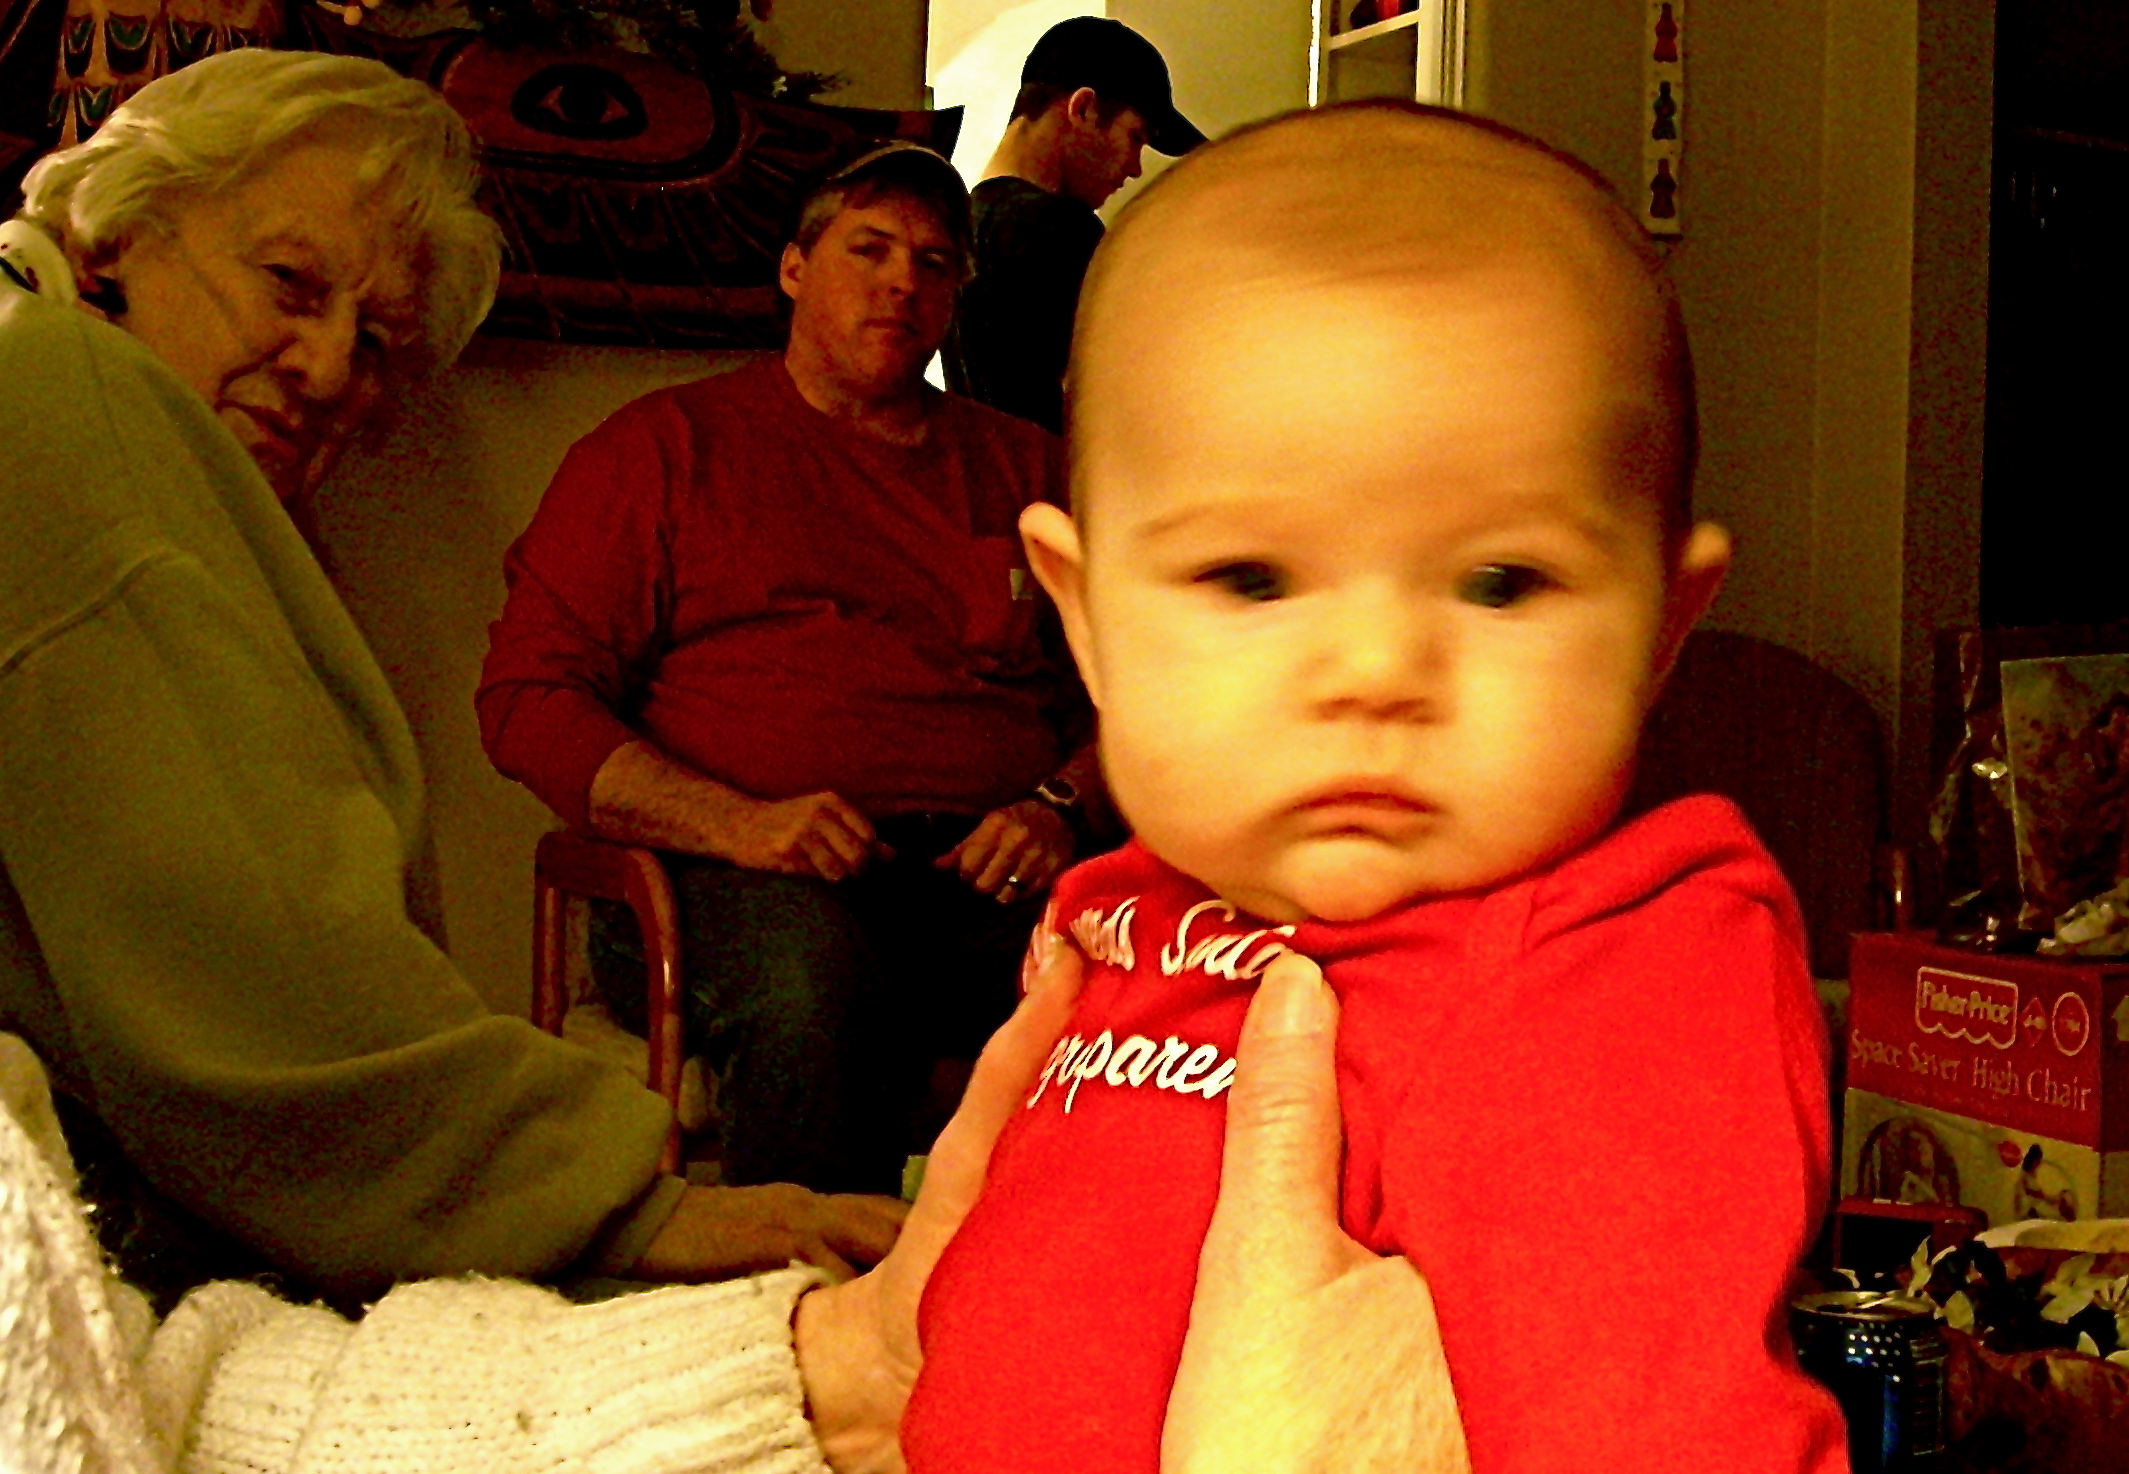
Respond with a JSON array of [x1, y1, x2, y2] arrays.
[[1021, 17, 1206, 156]]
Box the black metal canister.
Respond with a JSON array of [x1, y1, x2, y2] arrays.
[[1790, 1290, 1949, 1471]]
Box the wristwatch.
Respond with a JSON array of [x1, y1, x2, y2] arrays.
[[1033, 774, 1080, 815], [1032, 775, 1085, 839]]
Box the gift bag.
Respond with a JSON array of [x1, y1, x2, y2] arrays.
[[1930, 624, 2129, 947]]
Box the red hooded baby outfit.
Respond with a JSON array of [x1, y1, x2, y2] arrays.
[[906, 795, 1848, 1474]]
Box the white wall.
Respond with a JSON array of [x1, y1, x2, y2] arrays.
[[756, 0, 929, 109], [1101, 0, 1311, 212]]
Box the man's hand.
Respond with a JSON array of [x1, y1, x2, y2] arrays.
[[794, 928, 1085, 1474], [938, 798, 1074, 903], [587, 742, 888, 879], [725, 791, 889, 880], [1164, 953, 1471, 1474], [630, 1183, 908, 1284]]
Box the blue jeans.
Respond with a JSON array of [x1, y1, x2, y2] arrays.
[[591, 814, 1044, 1194]]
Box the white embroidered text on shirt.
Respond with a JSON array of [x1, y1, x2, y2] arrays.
[[1027, 1029, 1235, 1113]]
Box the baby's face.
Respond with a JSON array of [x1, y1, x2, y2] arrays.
[[1035, 260, 1716, 924]]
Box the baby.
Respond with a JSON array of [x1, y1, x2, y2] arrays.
[[904, 104, 1847, 1474]]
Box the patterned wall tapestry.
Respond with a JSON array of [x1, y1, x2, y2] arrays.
[[0, 0, 961, 347]]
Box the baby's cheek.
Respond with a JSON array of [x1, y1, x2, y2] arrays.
[[1108, 741, 1251, 872], [1103, 737, 1204, 842]]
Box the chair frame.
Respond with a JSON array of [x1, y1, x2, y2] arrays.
[[532, 830, 685, 1174]]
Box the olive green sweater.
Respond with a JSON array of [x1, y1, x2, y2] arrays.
[[0, 264, 680, 1300]]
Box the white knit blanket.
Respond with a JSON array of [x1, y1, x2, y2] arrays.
[[0, 1034, 830, 1474]]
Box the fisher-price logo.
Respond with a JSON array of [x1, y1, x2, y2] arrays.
[[1914, 967, 2019, 1050]]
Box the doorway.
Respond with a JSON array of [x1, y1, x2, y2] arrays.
[[1981, 0, 2129, 628]]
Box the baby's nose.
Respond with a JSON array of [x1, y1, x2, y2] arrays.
[[1307, 583, 1444, 722]]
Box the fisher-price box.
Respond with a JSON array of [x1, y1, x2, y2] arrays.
[[1842, 932, 2129, 1225]]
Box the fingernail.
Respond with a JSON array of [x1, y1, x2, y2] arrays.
[[1260, 952, 1331, 1035], [1021, 923, 1063, 993]]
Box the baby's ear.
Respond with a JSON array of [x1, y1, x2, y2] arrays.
[[1651, 521, 1731, 689], [1020, 502, 1101, 707]]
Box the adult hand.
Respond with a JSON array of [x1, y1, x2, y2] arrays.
[[938, 798, 1074, 904], [794, 928, 1085, 1474], [630, 1182, 907, 1284], [723, 791, 889, 881], [1164, 953, 1471, 1474]]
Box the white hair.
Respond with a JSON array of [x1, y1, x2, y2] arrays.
[[18, 49, 501, 370]]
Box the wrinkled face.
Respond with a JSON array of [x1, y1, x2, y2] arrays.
[[1045, 262, 1694, 924], [1060, 104, 1147, 211], [99, 142, 422, 504], [780, 192, 961, 398]]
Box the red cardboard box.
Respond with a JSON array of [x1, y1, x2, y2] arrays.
[[1842, 932, 2129, 1224]]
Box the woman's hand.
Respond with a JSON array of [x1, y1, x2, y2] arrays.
[[629, 1182, 907, 1284], [1164, 953, 1471, 1474], [793, 928, 1085, 1473]]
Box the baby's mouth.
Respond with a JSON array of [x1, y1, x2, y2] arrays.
[[1292, 785, 1439, 839]]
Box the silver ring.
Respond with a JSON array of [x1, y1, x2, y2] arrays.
[[1007, 873, 1028, 887]]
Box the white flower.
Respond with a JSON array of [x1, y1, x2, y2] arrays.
[[2038, 1254, 2106, 1323]]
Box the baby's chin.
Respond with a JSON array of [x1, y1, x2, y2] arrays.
[[1199, 837, 1491, 927]]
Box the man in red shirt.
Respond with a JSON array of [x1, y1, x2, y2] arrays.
[[478, 146, 1105, 1197]]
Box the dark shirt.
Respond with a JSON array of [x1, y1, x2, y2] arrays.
[[943, 177, 1105, 436]]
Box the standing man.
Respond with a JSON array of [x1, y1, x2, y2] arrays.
[[479, 145, 1106, 1198], [942, 17, 1204, 434]]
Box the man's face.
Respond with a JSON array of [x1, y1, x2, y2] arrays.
[[97, 141, 422, 504], [1060, 103, 1148, 211], [1035, 261, 1716, 925], [781, 191, 961, 398]]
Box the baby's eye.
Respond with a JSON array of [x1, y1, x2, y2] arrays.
[[1198, 561, 1289, 603], [1457, 564, 1551, 609]]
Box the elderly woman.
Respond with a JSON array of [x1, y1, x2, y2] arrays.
[[0, 48, 901, 1309]]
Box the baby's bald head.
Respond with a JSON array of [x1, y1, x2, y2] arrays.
[[1070, 103, 1695, 548], [1020, 104, 1732, 923]]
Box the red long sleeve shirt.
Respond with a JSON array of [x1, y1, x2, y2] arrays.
[[907, 796, 1849, 1474], [477, 357, 1081, 831]]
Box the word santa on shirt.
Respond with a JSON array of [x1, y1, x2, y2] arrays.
[[1027, 898, 1296, 1116]]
